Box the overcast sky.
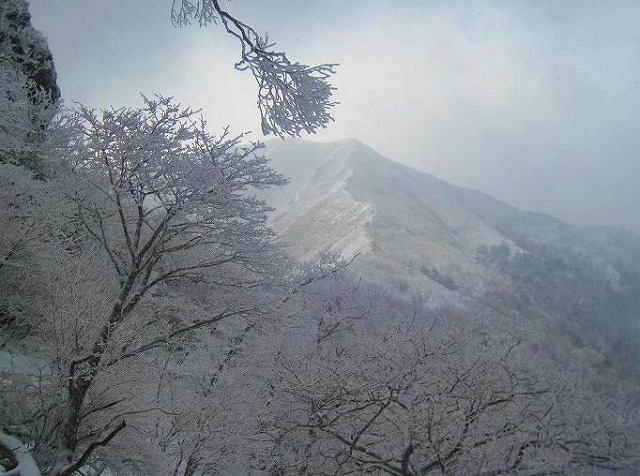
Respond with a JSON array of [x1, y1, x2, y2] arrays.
[[28, 0, 640, 233]]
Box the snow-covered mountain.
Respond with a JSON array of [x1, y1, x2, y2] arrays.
[[262, 138, 640, 374]]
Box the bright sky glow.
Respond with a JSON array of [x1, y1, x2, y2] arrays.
[[29, 0, 640, 232]]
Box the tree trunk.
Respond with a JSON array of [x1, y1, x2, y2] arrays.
[[50, 371, 92, 475], [183, 451, 199, 476], [52, 297, 129, 474]]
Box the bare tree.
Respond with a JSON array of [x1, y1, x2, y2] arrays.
[[143, 254, 362, 475], [171, 0, 338, 137], [43, 95, 286, 474], [0, 1, 342, 473], [264, 312, 639, 475]]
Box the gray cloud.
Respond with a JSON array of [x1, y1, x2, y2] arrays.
[[29, 0, 640, 232]]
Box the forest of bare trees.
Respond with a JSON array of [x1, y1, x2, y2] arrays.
[[1, 1, 638, 475]]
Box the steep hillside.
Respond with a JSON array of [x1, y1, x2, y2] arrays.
[[263, 138, 640, 374]]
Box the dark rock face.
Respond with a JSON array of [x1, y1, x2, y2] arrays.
[[0, 0, 60, 174], [0, 0, 60, 105]]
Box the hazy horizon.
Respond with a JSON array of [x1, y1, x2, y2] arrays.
[[28, 0, 640, 233]]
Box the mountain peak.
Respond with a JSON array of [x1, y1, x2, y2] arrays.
[[261, 139, 640, 371], [262, 138, 375, 261]]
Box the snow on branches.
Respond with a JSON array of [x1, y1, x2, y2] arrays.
[[40, 95, 287, 474], [171, 0, 338, 136]]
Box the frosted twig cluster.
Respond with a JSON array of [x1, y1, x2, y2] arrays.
[[171, 0, 338, 136]]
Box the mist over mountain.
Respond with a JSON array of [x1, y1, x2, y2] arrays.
[[4, 1, 640, 472], [263, 138, 640, 375]]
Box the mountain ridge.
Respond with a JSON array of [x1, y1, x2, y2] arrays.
[[261, 138, 640, 375]]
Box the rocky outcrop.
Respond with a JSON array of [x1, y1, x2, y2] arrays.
[[0, 0, 59, 105], [0, 0, 60, 174]]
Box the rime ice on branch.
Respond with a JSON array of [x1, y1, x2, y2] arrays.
[[171, 0, 338, 136], [48, 95, 287, 474]]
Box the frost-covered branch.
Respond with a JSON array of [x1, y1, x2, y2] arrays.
[[41, 95, 287, 473], [171, 0, 338, 136], [264, 316, 638, 474]]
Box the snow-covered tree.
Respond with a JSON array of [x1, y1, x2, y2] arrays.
[[0, 163, 47, 345], [29, 95, 288, 474], [0, 1, 341, 470], [260, 285, 640, 475], [3, 3, 639, 475]]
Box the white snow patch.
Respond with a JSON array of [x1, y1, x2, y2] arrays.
[[0, 433, 41, 476], [265, 141, 375, 261], [0, 351, 48, 377]]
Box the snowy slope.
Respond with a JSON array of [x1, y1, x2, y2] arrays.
[[264, 139, 516, 257], [262, 139, 517, 302], [262, 138, 640, 373], [262, 140, 374, 261]]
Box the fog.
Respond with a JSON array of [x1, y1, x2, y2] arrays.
[[3, 2, 640, 471], [30, 0, 640, 232]]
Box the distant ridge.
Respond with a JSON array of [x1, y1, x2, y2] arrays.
[[262, 138, 640, 374]]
